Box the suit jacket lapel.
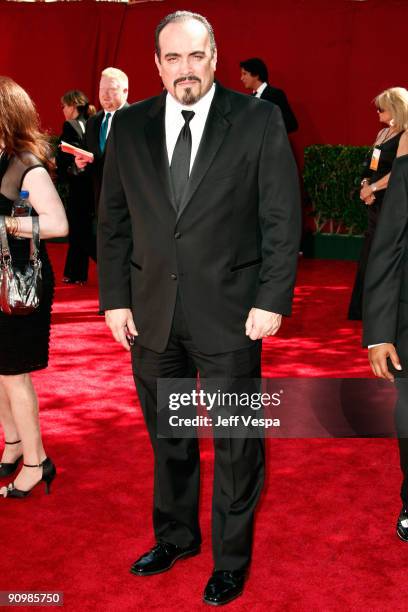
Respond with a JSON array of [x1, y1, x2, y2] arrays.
[[91, 112, 104, 157], [177, 84, 232, 220], [144, 93, 177, 213]]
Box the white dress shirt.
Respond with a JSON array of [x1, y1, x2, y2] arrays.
[[103, 102, 127, 138], [165, 83, 216, 173], [254, 82, 268, 98]]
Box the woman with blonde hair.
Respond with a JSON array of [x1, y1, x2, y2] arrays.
[[348, 87, 408, 320], [0, 76, 68, 497]]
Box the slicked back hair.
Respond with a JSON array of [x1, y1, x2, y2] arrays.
[[240, 58, 269, 84], [155, 11, 216, 60]]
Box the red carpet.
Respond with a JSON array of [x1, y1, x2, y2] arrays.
[[0, 246, 405, 611]]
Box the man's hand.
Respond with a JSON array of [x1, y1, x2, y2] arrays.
[[368, 343, 402, 382], [245, 308, 282, 341], [74, 153, 93, 169], [105, 308, 138, 351]]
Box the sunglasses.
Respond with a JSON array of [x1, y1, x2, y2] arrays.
[[377, 107, 384, 113]]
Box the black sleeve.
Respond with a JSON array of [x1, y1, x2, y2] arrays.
[[80, 117, 97, 181], [97, 116, 132, 311], [56, 121, 83, 183], [254, 105, 301, 315], [360, 149, 373, 181], [362, 156, 408, 346], [271, 89, 298, 134]]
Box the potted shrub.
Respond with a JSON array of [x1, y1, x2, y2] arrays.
[[303, 144, 370, 260]]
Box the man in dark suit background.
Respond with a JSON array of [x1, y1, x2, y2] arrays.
[[75, 67, 129, 214], [98, 11, 300, 606], [363, 154, 408, 544], [240, 57, 298, 134]]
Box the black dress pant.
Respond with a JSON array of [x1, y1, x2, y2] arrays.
[[394, 380, 408, 506], [63, 179, 96, 281], [131, 293, 264, 571], [348, 198, 383, 320]]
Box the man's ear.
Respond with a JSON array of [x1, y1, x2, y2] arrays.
[[154, 53, 162, 77], [211, 48, 218, 72]]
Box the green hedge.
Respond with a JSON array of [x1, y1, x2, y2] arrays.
[[303, 144, 370, 236]]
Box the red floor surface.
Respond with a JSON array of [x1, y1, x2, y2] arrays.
[[0, 246, 405, 612]]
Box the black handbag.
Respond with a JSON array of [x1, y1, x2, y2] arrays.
[[0, 215, 42, 315]]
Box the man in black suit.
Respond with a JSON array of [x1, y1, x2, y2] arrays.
[[75, 67, 129, 213], [98, 11, 300, 606], [363, 155, 408, 544], [240, 57, 298, 133]]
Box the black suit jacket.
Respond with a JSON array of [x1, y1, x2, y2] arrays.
[[85, 104, 129, 210], [56, 118, 87, 183], [260, 84, 298, 134], [98, 83, 301, 354], [363, 155, 408, 362], [56, 117, 93, 214]]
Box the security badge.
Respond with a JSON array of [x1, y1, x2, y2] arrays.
[[369, 147, 381, 171]]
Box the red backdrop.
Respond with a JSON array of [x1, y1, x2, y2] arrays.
[[1, 0, 407, 161]]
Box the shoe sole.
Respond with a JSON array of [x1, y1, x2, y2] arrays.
[[203, 590, 243, 606], [396, 528, 408, 542], [129, 548, 200, 576]]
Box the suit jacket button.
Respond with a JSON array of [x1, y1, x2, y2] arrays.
[[174, 232, 181, 239], [170, 273, 177, 280]]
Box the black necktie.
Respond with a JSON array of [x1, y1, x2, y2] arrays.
[[170, 110, 195, 209]]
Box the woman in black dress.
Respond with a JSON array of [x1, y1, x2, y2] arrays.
[[57, 90, 96, 284], [0, 77, 68, 498], [348, 87, 408, 320]]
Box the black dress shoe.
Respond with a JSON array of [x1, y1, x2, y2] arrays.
[[130, 541, 200, 576], [397, 506, 408, 542], [203, 570, 246, 606]]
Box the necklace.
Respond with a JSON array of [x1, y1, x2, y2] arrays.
[[377, 125, 399, 145], [376, 126, 399, 146]]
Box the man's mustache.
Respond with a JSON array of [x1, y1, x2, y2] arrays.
[[174, 76, 201, 86]]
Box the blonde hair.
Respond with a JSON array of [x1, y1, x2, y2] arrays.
[[101, 67, 128, 88], [375, 87, 408, 131]]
